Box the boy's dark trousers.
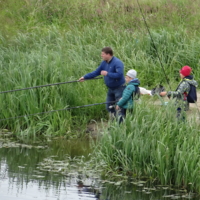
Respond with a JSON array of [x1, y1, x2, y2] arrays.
[[177, 107, 186, 121], [117, 108, 127, 124]]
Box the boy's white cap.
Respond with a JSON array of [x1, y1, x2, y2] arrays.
[[126, 69, 137, 79]]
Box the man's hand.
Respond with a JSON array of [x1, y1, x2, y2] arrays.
[[79, 77, 85, 82], [101, 71, 108, 76], [160, 91, 167, 96]]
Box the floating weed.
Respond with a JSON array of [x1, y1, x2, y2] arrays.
[[142, 189, 151, 194], [114, 180, 124, 186], [144, 191, 151, 194], [163, 194, 174, 198], [0, 142, 47, 149], [163, 186, 169, 190], [18, 166, 25, 169], [0, 139, 47, 149], [171, 196, 181, 199], [32, 175, 45, 179], [36, 154, 103, 186], [138, 180, 147, 184], [181, 194, 196, 199], [33, 170, 43, 175], [144, 187, 157, 191]]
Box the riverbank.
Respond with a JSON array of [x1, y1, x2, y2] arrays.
[[1, 0, 200, 193], [92, 90, 200, 193]]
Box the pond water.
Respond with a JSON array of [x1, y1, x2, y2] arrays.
[[0, 138, 199, 200]]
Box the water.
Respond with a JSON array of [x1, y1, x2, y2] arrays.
[[0, 139, 97, 200], [0, 139, 199, 200]]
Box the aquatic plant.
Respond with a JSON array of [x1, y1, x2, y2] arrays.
[[94, 98, 200, 192]]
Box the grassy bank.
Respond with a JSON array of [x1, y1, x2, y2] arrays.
[[94, 99, 200, 192], [0, 0, 199, 139]]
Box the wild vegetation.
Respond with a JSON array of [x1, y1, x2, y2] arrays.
[[1, 0, 200, 193], [94, 100, 200, 192], [0, 0, 199, 139]]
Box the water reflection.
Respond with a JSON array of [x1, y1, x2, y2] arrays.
[[0, 139, 199, 200], [0, 139, 97, 200]]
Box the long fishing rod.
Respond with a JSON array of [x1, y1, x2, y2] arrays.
[[135, 1, 200, 119], [0, 77, 103, 95], [0, 101, 117, 122], [136, 0, 172, 90]]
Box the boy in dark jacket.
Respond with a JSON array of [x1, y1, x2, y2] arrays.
[[160, 65, 198, 119], [116, 69, 140, 123]]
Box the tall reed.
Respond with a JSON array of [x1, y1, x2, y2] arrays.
[[94, 99, 200, 192], [0, 0, 199, 138]]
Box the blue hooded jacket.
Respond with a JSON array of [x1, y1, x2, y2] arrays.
[[84, 57, 125, 89], [117, 78, 140, 109]]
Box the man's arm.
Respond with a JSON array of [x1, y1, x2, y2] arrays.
[[79, 63, 103, 81]]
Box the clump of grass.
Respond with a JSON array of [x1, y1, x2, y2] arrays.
[[94, 99, 200, 192]]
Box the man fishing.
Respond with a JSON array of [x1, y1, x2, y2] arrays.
[[79, 47, 125, 119]]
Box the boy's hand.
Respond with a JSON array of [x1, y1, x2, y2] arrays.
[[160, 91, 167, 96], [116, 105, 120, 110]]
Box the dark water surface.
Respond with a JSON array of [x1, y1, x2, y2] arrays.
[[0, 138, 198, 200]]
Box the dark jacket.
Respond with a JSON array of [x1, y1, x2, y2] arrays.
[[117, 78, 140, 109], [84, 57, 125, 89]]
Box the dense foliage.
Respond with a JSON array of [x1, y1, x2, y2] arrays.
[[0, 0, 199, 138]]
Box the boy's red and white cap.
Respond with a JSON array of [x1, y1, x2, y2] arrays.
[[179, 66, 192, 77]]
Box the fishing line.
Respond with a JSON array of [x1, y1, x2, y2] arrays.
[[136, 1, 200, 119], [0, 77, 103, 94], [136, 0, 172, 90], [0, 101, 117, 122]]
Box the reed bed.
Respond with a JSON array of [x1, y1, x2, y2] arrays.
[[0, 0, 199, 194], [0, 26, 200, 138], [94, 99, 200, 192], [0, 0, 199, 138]]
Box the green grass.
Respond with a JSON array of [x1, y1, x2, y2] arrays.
[[0, 0, 199, 139], [0, 0, 200, 194], [94, 99, 200, 192]]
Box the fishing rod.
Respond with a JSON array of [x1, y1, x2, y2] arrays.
[[136, 0, 172, 90], [0, 77, 103, 95], [135, 1, 200, 118], [0, 101, 117, 122]]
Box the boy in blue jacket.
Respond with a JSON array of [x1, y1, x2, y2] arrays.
[[116, 69, 140, 123]]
